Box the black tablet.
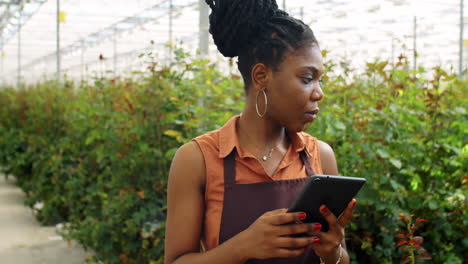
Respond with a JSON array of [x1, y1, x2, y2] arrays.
[[287, 174, 366, 232]]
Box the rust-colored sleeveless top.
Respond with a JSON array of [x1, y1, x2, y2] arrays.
[[193, 115, 324, 251]]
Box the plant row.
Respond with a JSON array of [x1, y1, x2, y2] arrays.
[[0, 50, 466, 263]]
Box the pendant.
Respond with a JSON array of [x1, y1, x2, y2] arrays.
[[262, 155, 268, 161]]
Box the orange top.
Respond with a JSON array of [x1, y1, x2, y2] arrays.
[[193, 115, 323, 250]]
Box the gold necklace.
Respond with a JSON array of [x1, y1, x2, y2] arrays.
[[238, 124, 285, 162]]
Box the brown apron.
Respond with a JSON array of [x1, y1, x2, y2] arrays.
[[219, 149, 320, 263]]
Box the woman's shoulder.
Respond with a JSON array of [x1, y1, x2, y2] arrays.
[[172, 127, 226, 187], [297, 132, 332, 151], [193, 115, 240, 153], [170, 141, 206, 186], [173, 141, 205, 167], [193, 128, 221, 146], [298, 132, 337, 174], [297, 132, 327, 150]]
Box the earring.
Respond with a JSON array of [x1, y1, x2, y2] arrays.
[[255, 89, 268, 118]]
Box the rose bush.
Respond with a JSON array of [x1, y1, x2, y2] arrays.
[[0, 48, 466, 263]]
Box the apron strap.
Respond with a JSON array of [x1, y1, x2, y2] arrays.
[[225, 149, 314, 189], [299, 150, 315, 176], [223, 149, 237, 190]]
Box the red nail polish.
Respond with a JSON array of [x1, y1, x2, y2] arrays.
[[299, 212, 307, 220], [313, 237, 320, 243], [352, 199, 357, 207], [320, 205, 328, 214], [314, 223, 322, 230]]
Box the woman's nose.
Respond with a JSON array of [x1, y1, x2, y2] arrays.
[[310, 81, 324, 101]]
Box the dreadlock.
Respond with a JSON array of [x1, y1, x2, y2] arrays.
[[205, 0, 318, 89]]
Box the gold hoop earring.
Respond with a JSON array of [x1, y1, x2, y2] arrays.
[[255, 89, 268, 118]]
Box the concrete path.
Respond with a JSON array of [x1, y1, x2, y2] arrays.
[[0, 175, 88, 264]]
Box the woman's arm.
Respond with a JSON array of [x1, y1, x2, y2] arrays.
[[164, 141, 247, 264], [315, 140, 351, 264], [318, 140, 339, 176]]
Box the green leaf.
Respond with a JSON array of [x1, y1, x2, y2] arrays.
[[410, 175, 421, 191], [163, 130, 182, 139], [462, 237, 468, 248], [389, 159, 402, 169], [335, 120, 346, 130], [85, 130, 99, 146], [453, 107, 466, 114], [165, 148, 178, 160], [427, 199, 438, 210], [361, 241, 372, 250], [376, 149, 389, 159], [390, 179, 401, 191], [139, 143, 149, 152]]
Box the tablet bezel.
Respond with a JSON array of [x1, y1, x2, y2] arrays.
[[287, 174, 366, 232]]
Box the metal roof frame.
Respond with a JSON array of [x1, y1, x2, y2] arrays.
[[22, 0, 196, 71], [0, 0, 47, 49]]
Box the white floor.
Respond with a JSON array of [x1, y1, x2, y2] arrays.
[[0, 175, 88, 264]]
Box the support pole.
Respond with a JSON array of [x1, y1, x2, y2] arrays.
[[80, 41, 84, 84], [1, 41, 4, 86], [283, 0, 286, 11], [459, 0, 464, 78], [113, 32, 117, 75], [199, 0, 209, 55], [18, 16, 21, 89], [300, 7, 304, 21], [413, 16, 417, 71], [56, 0, 61, 83], [169, 0, 173, 61]]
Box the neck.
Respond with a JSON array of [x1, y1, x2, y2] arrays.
[[237, 100, 287, 153]]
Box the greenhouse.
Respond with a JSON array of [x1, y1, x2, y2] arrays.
[[0, 0, 467, 85], [0, 0, 466, 264]]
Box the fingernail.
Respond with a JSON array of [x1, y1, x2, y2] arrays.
[[320, 205, 328, 214], [314, 223, 322, 230], [313, 237, 320, 243], [352, 199, 357, 207], [299, 212, 307, 220]]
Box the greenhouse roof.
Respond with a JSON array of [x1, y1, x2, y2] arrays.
[[0, 0, 466, 85]]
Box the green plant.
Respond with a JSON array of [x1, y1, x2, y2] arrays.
[[0, 46, 466, 263], [309, 52, 467, 263], [395, 213, 431, 264]]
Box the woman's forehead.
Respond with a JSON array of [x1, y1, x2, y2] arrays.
[[281, 45, 324, 72]]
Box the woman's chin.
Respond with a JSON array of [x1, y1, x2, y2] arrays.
[[282, 118, 315, 133], [286, 123, 307, 133], [299, 120, 315, 132]]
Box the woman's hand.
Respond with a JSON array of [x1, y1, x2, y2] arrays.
[[309, 199, 357, 262], [234, 208, 323, 261]]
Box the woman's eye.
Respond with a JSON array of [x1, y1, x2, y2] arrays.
[[302, 77, 313, 84]]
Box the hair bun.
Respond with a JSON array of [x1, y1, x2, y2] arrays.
[[205, 0, 284, 57]]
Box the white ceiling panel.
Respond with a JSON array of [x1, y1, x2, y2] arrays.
[[0, 0, 466, 85]]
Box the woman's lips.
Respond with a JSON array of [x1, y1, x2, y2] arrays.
[[305, 112, 318, 122]]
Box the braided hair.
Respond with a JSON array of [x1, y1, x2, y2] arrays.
[[205, 0, 318, 89]]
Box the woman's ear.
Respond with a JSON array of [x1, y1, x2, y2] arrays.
[[250, 63, 270, 91]]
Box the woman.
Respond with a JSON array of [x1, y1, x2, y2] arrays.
[[164, 1, 357, 263]]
